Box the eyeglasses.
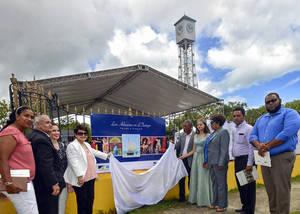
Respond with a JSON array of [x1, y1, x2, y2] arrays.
[[265, 98, 277, 105], [77, 132, 88, 136]]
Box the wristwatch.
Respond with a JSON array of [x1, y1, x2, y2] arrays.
[[4, 181, 13, 186]]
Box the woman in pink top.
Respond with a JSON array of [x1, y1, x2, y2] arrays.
[[0, 106, 38, 214], [64, 124, 111, 214]]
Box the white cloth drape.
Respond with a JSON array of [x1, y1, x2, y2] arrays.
[[110, 143, 188, 214]]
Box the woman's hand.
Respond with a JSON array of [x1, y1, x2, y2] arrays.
[[0, 192, 7, 198], [77, 176, 84, 186], [66, 183, 74, 193], [203, 163, 210, 169], [5, 183, 23, 194]]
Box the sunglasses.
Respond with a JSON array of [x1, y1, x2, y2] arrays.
[[265, 98, 277, 105], [77, 132, 88, 136]]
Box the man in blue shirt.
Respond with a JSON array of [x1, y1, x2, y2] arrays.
[[250, 93, 300, 214]]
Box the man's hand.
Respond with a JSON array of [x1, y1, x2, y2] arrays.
[[178, 155, 185, 160], [245, 166, 253, 172], [258, 143, 269, 156], [5, 183, 23, 194], [77, 176, 84, 186], [51, 183, 60, 196], [218, 165, 224, 170], [107, 152, 112, 158]]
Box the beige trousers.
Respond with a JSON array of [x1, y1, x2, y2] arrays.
[[261, 151, 296, 214]]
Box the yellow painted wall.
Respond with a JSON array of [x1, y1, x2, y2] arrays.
[[1, 155, 300, 213]]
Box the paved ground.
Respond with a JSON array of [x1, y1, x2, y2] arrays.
[[160, 182, 300, 214]]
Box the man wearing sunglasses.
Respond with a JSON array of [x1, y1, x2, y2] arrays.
[[249, 92, 300, 214]]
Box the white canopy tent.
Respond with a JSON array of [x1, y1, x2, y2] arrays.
[[18, 64, 221, 116]]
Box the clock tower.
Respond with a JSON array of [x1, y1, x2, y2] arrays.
[[174, 15, 198, 88]]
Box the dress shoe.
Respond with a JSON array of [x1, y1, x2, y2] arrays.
[[235, 209, 243, 212]]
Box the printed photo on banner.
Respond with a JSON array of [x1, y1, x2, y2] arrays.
[[109, 137, 122, 156], [91, 137, 97, 149], [91, 137, 105, 151], [103, 137, 110, 153], [122, 134, 141, 158], [91, 137, 109, 152], [140, 137, 152, 154], [151, 137, 167, 154]]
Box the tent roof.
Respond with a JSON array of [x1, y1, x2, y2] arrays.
[[20, 65, 221, 116]]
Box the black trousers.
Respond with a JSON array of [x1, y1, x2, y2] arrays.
[[234, 155, 256, 214], [73, 179, 95, 214], [34, 185, 58, 214], [179, 158, 191, 201]]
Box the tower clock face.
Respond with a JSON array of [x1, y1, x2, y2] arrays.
[[177, 24, 184, 35], [186, 23, 194, 33]]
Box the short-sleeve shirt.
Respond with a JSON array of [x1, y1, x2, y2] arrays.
[[0, 126, 36, 181]]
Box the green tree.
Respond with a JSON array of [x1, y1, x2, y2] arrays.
[[244, 99, 300, 126], [223, 101, 248, 121], [165, 103, 223, 138], [57, 115, 92, 142], [284, 99, 300, 114], [245, 106, 267, 126], [0, 99, 11, 127]]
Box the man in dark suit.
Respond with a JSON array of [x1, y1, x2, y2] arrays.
[[27, 115, 61, 214], [175, 120, 195, 201]]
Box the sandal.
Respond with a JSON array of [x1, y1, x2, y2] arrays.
[[216, 208, 226, 212], [209, 205, 216, 209]]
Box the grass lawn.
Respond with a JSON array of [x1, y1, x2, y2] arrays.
[[127, 177, 300, 214]]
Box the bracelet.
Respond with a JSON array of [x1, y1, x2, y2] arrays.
[[4, 181, 13, 186]]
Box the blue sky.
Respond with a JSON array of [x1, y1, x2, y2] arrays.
[[195, 35, 300, 107], [0, 0, 299, 110]]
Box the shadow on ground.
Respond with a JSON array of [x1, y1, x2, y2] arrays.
[[131, 182, 300, 214]]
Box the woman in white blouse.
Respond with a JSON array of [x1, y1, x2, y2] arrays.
[[64, 124, 111, 214]]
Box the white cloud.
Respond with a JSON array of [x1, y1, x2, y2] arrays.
[[97, 26, 178, 78], [199, 0, 300, 96], [270, 76, 300, 92], [1, 0, 300, 105], [224, 95, 247, 104]]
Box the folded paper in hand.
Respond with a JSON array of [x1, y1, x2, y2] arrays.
[[253, 150, 271, 167], [236, 166, 259, 186]]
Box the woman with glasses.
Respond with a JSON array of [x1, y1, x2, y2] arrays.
[[204, 114, 230, 212], [64, 124, 111, 214]]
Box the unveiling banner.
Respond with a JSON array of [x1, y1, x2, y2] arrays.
[[90, 114, 167, 173]]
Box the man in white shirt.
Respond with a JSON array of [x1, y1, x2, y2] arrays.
[[175, 120, 195, 201]]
